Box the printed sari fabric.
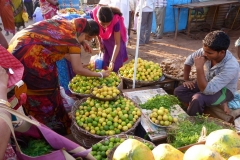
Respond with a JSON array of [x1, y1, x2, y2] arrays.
[[39, 0, 58, 19], [12, 0, 25, 29], [0, 0, 15, 34], [8, 18, 86, 135]]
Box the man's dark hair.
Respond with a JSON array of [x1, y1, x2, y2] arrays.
[[202, 30, 230, 52], [82, 20, 99, 36]]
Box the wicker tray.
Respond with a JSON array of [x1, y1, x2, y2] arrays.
[[68, 85, 92, 97], [101, 134, 156, 160], [167, 116, 235, 152], [70, 97, 141, 148], [120, 75, 165, 88]]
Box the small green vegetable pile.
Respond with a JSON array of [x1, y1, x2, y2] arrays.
[[139, 94, 181, 110], [21, 139, 53, 157], [167, 115, 233, 148]]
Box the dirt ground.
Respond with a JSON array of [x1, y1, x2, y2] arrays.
[[2, 20, 240, 89]]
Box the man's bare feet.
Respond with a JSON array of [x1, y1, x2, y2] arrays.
[[222, 102, 231, 115]]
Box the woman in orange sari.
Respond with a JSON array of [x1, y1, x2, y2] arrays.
[[0, 0, 15, 36], [8, 18, 110, 135]]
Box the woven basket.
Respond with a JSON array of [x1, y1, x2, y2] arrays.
[[102, 134, 156, 160], [68, 85, 91, 98], [71, 97, 141, 148], [167, 116, 234, 152], [120, 74, 165, 88]]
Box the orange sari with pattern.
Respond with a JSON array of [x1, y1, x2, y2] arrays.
[[8, 18, 86, 135]]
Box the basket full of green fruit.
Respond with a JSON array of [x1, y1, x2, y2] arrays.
[[70, 96, 142, 148]]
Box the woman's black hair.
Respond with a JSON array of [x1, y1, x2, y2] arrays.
[[202, 30, 230, 52], [82, 19, 100, 36], [97, 6, 122, 23]]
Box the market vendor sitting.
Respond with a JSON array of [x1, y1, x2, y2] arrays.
[[174, 30, 239, 116]]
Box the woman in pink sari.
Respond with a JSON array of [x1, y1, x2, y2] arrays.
[[39, 0, 58, 19], [91, 6, 128, 72]]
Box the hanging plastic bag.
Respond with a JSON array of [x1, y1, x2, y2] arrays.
[[90, 52, 103, 70], [22, 11, 29, 22], [60, 86, 75, 112]]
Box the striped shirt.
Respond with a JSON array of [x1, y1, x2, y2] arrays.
[[155, 0, 167, 7]]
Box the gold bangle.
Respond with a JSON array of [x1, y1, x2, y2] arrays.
[[0, 99, 11, 108]]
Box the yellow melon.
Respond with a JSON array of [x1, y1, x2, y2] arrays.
[[152, 143, 184, 160], [112, 139, 154, 160], [205, 129, 240, 159], [183, 144, 225, 160], [228, 154, 240, 160]]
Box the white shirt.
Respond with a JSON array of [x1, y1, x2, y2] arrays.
[[136, 0, 156, 12], [155, 0, 167, 7], [110, 0, 130, 29]]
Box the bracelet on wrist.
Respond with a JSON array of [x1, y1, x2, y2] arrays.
[[0, 99, 11, 108], [110, 61, 114, 64], [98, 72, 103, 78]]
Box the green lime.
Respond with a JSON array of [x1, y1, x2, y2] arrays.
[[101, 151, 106, 157], [107, 121, 112, 126], [100, 130, 106, 136], [92, 121, 98, 127], [92, 144, 98, 151], [109, 125, 114, 130], [115, 129, 121, 134], [87, 118, 93, 123], [149, 145, 154, 150], [87, 107, 91, 112], [128, 114, 133, 120], [110, 137, 115, 143], [115, 137, 120, 143], [103, 125, 109, 131], [104, 140, 110, 146]]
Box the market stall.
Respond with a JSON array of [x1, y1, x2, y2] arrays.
[[64, 52, 240, 160]]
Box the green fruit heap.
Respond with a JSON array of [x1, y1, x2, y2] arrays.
[[149, 107, 178, 126], [119, 58, 162, 81], [69, 71, 120, 94], [92, 86, 120, 99], [74, 96, 141, 136], [91, 136, 154, 160]]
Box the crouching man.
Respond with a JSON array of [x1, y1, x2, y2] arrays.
[[174, 30, 239, 116]]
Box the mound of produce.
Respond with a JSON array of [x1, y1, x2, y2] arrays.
[[58, 8, 84, 15], [69, 71, 120, 94], [92, 86, 120, 99], [205, 129, 240, 159], [183, 144, 225, 160], [152, 143, 184, 160], [149, 107, 178, 126], [167, 116, 230, 148], [119, 58, 162, 81], [160, 57, 196, 80], [139, 94, 180, 110], [113, 139, 154, 160], [74, 96, 141, 136]]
